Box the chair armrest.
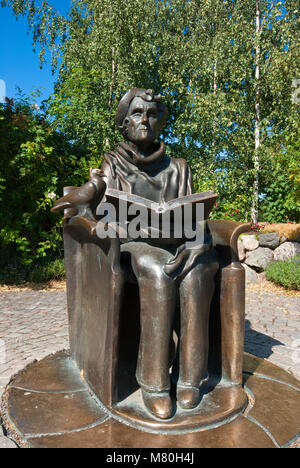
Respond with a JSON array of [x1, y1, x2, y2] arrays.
[[208, 220, 251, 263], [64, 216, 97, 237], [62, 183, 122, 273]]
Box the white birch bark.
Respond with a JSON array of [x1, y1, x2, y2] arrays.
[[106, 47, 116, 147], [212, 60, 217, 158], [251, 0, 261, 224]]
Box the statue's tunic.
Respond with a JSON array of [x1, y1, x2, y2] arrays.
[[101, 141, 193, 204]]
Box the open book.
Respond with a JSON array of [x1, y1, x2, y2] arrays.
[[100, 189, 218, 245], [105, 189, 218, 220]]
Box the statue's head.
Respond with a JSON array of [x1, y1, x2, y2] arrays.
[[115, 88, 168, 147]]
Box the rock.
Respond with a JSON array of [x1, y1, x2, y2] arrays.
[[280, 235, 288, 244], [258, 232, 280, 249], [0, 436, 18, 448], [238, 239, 246, 261], [258, 271, 267, 282], [274, 242, 300, 262], [241, 234, 259, 251], [242, 264, 259, 282], [245, 247, 274, 272]]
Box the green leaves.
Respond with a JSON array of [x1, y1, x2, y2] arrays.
[[0, 94, 90, 265], [1, 0, 299, 239]]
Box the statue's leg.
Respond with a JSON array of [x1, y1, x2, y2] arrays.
[[178, 252, 219, 409], [122, 242, 176, 419]]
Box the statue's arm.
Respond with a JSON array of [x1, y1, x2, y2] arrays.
[[50, 168, 106, 220], [51, 147, 121, 219]]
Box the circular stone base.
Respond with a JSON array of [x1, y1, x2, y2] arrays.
[[1, 351, 300, 448]]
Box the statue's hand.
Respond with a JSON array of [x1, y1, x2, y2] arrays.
[[164, 239, 212, 280], [51, 168, 106, 218]]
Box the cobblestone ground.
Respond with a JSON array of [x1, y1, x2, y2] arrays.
[[0, 286, 299, 448], [0, 291, 69, 398], [245, 290, 300, 381]]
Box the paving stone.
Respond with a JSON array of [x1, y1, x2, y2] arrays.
[[0, 286, 300, 443]]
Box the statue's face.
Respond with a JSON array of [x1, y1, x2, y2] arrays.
[[125, 97, 160, 146]]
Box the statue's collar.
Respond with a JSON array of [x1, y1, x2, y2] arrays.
[[116, 141, 165, 169]]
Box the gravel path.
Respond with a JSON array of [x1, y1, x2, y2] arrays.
[[0, 285, 299, 448]]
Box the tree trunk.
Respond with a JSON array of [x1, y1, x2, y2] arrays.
[[108, 47, 116, 113], [106, 47, 116, 147], [251, 0, 261, 224], [212, 60, 217, 159]]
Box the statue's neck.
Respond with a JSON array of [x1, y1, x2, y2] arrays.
[[117, 141, 165, 168], [127, 141, 157, 158]]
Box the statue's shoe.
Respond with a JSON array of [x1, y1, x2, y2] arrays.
[[177, 386, 200, 410], [141, 390, 173, 420]]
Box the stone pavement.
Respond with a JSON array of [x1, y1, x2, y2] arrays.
[[0, 290, 69, 399], [244, 289, 300, 381], [0, 286, 299, 448]]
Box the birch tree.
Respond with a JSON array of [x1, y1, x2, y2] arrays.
[[2, 0, 299, 222]]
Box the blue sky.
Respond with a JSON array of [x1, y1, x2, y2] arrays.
[[0, 0, 71, 105]]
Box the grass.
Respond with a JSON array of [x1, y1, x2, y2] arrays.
[[266, 256, 300, 291], [263, 223, 300, 241]]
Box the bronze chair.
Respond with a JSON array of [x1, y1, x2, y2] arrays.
[[62, 186, 250, 413]]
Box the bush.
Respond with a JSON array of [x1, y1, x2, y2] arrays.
[[0, 256, 65, 285], [266, 257, 300, 291], [27, 258, 65, 283], [0, 257, 28, 285], [0, 92, 99, 268]]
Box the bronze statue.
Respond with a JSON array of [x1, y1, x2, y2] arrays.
[[52, 89, 247, 424]]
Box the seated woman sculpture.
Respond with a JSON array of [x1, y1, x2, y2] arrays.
[[53, 88, 219, 420]]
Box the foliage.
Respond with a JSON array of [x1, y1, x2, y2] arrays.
[[260, 121, 300, 223], [0, 1, 299, 281], [0, 93, 94, 266], [2, 0, 297, 223], [266, 257, 300, 291], [260, 172, 300, 223], [27, 257, 65, 283], [0, 255, 65, 285]]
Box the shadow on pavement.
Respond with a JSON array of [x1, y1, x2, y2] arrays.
[[244, 319, 284, 359]]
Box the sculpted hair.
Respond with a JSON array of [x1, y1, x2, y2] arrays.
[[115, 88, 168, 137]]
